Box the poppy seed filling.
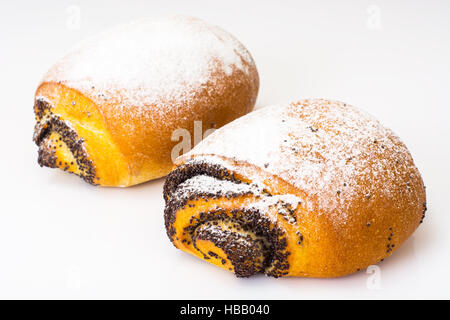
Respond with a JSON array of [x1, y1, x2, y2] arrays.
[[164, 159, 292, 278], [33, 98, 97, 185]]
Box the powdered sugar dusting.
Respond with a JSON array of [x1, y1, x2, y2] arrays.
[[173, 170, 303, 226], [184, 99, 421, 227], [249, 195, 303, 225], [43, 15, 254, 113], [174, 174, 263, 200]]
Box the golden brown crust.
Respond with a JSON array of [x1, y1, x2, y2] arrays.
[[164, 99, 426, 277], [33, 16, 259, 186]]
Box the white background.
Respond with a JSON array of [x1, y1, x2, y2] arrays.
[[1, 0, 449, 299]]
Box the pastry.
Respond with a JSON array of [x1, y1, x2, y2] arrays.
[[164, 99, 426, 278], [33, 16, 259, 186]]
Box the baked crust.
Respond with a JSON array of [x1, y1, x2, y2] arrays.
[[33, 16, 259, 186], [164, 99, 426, 278]]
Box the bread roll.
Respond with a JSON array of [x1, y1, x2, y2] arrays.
[[164, 99, 426, 278], [33, 16, 259, 186]]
